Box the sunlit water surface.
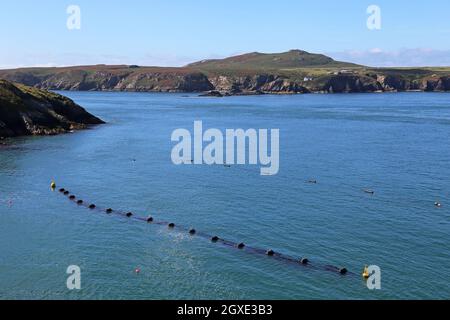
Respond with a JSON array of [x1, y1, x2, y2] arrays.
[[1, 92, 449, 299]]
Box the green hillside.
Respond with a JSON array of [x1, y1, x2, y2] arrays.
[[186, 49, 360, 71]]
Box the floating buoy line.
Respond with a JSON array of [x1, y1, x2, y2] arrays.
[[54, 184, 362, 277]]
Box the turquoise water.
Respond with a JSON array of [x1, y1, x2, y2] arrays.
[[1, 92, 449, 300]]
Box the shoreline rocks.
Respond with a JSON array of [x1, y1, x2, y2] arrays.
[[0, 80, 104, 138]]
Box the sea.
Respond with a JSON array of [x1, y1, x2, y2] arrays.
[[0, 91, 449, 299]]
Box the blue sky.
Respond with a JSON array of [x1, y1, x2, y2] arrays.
[[1, 0, 450, 68]]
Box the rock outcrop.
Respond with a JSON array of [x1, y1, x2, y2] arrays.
[[208, 74, 310, 94], [322, 75, 383, 93], [0, 80, 104, 138]]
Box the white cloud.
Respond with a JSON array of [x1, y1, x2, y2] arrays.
[[369, 48, 383, 54], [328, 48, 450, 67]]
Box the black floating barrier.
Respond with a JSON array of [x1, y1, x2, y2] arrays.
[[339, 268, 348, 275], [56, 186, 354, 277]]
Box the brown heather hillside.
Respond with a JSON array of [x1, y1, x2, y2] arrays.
[[1, 50, 449, 95]]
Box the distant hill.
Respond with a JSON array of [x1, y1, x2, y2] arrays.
[[186, 49, 359, 70], [0, 50, 449, 95], [0, 80, 104, 138]]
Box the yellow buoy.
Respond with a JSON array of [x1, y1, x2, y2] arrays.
[[50, 180, 56, 189], [362, 265, 370, 279]]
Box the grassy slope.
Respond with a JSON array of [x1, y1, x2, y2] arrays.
[[187, 50, 358, 69]]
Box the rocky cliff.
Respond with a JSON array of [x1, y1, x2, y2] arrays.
[[0, 80, 104, 138], [203, 72, 450, 94], [207, 74, 310, 94], [0, 50, 449, 95], [0, 66, 214, 93], [2, 68, 449, 96]]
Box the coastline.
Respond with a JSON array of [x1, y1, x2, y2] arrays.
[[49, 88, 450, 96]]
